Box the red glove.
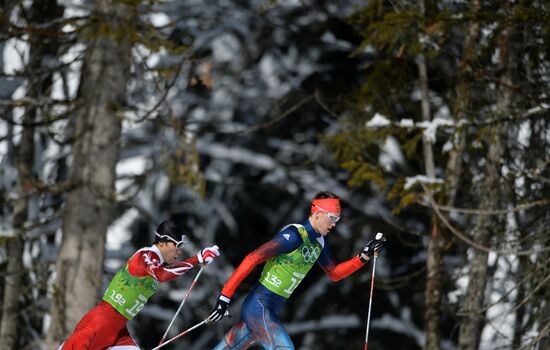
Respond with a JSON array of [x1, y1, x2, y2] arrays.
[[197, 245, 220, 265]]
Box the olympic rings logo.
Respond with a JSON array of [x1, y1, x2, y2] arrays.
[[301, 246, 320, 263]]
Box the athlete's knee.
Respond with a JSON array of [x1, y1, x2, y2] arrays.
[[217, 321, 255, 350]]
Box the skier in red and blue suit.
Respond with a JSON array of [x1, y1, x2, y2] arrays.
[[208, 191, 386, 349]]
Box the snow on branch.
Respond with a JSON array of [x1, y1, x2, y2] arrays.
[[365, 113, 391, 127], [364, 103, 549, 143], [524, 103, 550, 117], [404, 175, 444, 190], [416, 118, 455, 143], [365, 113, 457, 143]]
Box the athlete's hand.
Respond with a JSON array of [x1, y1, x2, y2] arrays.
[[197, 245, 220, 265], [359, 233, 386, 263], [208, 294, 231, 322]]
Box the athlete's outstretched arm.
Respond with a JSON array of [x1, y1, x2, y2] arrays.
[[127, 246, 220, 282], [128, 250, 199, 282], [318, 243, 365, 282]]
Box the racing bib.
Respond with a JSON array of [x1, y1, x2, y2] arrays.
[[260, 225, 323, 298], [102, 265, 159, 320]]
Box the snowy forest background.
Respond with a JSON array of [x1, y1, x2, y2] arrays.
[[0, 0, 549, 349]]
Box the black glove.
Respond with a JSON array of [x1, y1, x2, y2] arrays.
[[359, 234, 386, 263], [208, 294, 231, 322]]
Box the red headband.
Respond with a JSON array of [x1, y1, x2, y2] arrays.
[[311, 198, 341, 215]]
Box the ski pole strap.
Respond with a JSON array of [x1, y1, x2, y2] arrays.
[[158, 266, 205, 345], [152, 319, 208, 350]]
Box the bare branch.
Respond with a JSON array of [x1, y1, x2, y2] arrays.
[[418, 197, 550, 216], [422, 183, 550, 256]]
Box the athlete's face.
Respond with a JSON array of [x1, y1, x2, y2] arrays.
[[159, 242, 183, 264], [311, 211, 339, 236]]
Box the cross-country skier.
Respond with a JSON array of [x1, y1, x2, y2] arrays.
[[57, 220, 220, 350], [207, 191, 386, 349]]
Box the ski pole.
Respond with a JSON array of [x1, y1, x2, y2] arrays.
[[158, 265, 205, 346], [364, 232, 383, 350], [152, 319, 208, 350]]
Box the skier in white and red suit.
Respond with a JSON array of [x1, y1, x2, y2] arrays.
[[57, 220, 220, 350]]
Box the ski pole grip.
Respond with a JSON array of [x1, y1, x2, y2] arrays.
[[375, 232, 384, 240]]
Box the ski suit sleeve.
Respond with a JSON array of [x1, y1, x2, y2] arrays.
[[317, 241, 365, 282], [127, 250, 199, 282], [221, 227, 302, 298]]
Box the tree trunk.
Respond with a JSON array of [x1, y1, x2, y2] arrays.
[[457, 129, 503, 350], [438, 2, 480, 350], [424, 218, 443, 350], [502, 20, 539, 350], [425, 132, 467, 350], [416, 29, 442, 350], [458, 23, 515, 350], [422, 0, 481, 346], [512, 246, 527, 349], [0, 1, 62, 349], [417, 53, 434, 180], [539, 265, 550, 350], [0, 236, 24, 350], [47, 0, 136, 346]]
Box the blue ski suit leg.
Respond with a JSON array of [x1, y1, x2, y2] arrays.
[[213, 284, 294, 350]]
